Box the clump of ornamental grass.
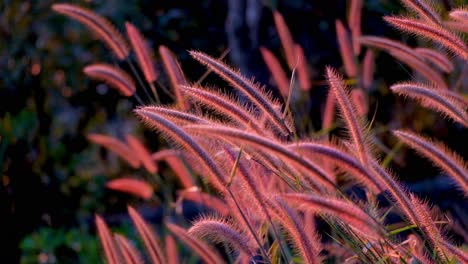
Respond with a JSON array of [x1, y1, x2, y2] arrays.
[[53, 1, 467, 263]]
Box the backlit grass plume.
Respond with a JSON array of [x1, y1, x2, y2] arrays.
[[269, 196, 322, 264], [95, 215, 120, 264], [125, 22, 158, 83], [185, 124, 336, 192], [106, 178, 153, 200], [166, 223, 224, 264], [83, 64, 136, 96], [87, 133, 140, 168], [187, 216, 257, 258], [53, 1, 468, 263], [273, 11, 297, 70], [360, 36, 448, 89], [335, 20, 358, 77], [260, 47, 291, 98], [179, 85, 265, 135], [294, 44, 312, 91], [449, 8, 468, 22], [281, 193, 384, 240], [326, 67, 369, 167], [394, 130, 468, 195], [384, 16, 468, 60], [52, 3, 129, 60], [390, 82, 468, 126], [125, 134, 158, 174], [128, 206, 165, 264], [134, 107, 226, 191], [159, 45, 187, 109], [114, 234, 144, 264], [189, 51, 292, 136], [414, 48, 454, 73], [398, 0, 441, 24]]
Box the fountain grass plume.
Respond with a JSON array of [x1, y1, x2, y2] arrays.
[[288, 141, 384, 194], [273, 11, 297, 70], [167, 223, 225, 264], [114, 234, 144, 264], [326, 67, 370, 167], [189, 50, 292, 136], [270, 196, 322, 264], [260, 47, 291, 98], [335, 20, 358, 77], [95, 215, 120, 264], [125, 134, 158, 174], [281, 193, 385, 240], [394, 130, 468, 195], [125, 22, 158, 82], [127, 206, 165, 264], [180, 85, 265, 135], [360, 36, 448, 89], [188, 216, 257, 258], [106, 178, 153, 200], [159, 45, 188, 109], [390, 82, 468, 126], [185, 124, 337, 192], [83, 64, 136, 96], [87, 133, 140, 168], [294, 44, 312, 91], [399, 0, 441, 24], [52, 3, 129, 60], [415, 48, 454, 73], [384, 16, 468, 60], [135, 107, 226, 191]]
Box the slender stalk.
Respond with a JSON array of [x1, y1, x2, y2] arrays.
[[149, 82, 161, 103], [127, 59, 157, 103]]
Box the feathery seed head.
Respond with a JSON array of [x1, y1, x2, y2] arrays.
[[384, 16, 468, 60], [52, 4, 129, 59], [84, 64, 136, 96], [125, 22, 158, 82]]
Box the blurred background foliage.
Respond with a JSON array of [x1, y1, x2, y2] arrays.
[[0, 0, 466, 263], [1, 1, 229, 262]]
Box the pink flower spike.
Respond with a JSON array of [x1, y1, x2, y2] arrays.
[[294, 44, 312, 91], [106, 178, 153, 200], [273, 11, 297, 70], [335, 20, 358, 77], [87, 133, 141, 168], [260, 47, 290, 98], [384, 16, 468, 60], [125, 22, 158, 82], [83, 64, 136, 97], [125, 134, 158, 174]]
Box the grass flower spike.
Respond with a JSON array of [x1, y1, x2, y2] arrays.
[[52, 3, 129, 60], [83, 64, 136, 96]]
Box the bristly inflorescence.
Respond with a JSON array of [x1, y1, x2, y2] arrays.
[[53, 1, 468, 263], [83, 64, 136, 96], [390, 82, 468, 126], [52, 3, 129, 60], [125, 22, 158, 83], [384, 16, 468, 60], [360, 36, 448, 89]]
